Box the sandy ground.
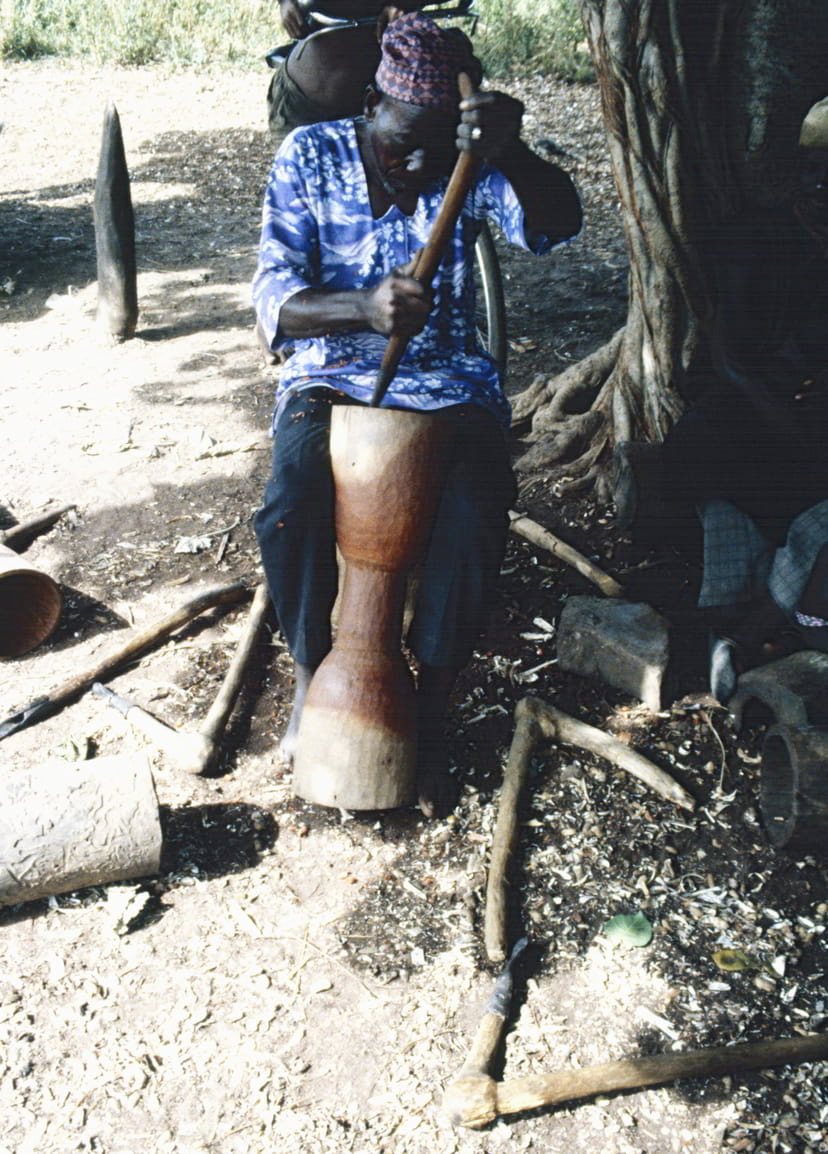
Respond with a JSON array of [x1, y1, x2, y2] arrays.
[[1, 62, 826, 1154]]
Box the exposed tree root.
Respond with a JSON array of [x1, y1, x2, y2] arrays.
[[513, 323, 682, 503], [510, 329, 623, 429]]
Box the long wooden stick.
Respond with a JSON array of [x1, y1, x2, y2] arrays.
[[444, 938, 528, 1130], [509, 511, 624, 598], [370, 73, 479, 407], [446, 1032, 828, 1129], [484, 695, 694, 963], [0, 582, 250, 741], [0, 504, 76, 551]]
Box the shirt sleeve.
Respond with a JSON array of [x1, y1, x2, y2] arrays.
[[252, 135, 320, 350], [472, 165, 572, 255]]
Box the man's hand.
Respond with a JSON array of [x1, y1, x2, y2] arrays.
[[279, 0, 308, 39], [363, 259, 432, 336], [457, 91, 525, 165], [274, 261, 432, 340]]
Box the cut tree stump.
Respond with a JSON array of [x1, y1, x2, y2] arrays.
[[0, 752, 161, 908]]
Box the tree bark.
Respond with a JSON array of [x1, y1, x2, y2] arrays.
[[516, 0, 828, 497]]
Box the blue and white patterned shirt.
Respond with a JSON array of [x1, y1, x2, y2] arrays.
[[253, 118, 560, 428]]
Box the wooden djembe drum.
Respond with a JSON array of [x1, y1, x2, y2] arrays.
[[292, 405, 449, 810]]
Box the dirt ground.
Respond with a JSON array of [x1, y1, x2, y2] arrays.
[[1, 62, 826, 1154]]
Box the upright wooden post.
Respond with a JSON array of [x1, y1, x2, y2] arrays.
[[94, 102, 138, 341]]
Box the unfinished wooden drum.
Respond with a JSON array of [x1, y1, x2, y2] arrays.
[[293, 405, 449, 810], [0, 543, 63, 658]]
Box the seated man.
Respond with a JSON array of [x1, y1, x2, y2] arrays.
[[267, 0, 427, 145], [661, 96, 828, 700], [253, 12, 581, 814]]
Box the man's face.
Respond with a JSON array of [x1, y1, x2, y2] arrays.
[[368, 95, 458, 197]]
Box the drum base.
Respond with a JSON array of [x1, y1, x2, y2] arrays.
[[293, 703, 417, 810]]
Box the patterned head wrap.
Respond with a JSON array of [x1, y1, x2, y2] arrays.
[[375, 12, 462, 111]]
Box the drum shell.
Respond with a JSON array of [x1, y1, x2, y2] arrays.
[[293, 406, 449, 810], [0, 543, 63, 658]]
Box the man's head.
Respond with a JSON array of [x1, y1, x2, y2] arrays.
[[363, 11, 469, 196]]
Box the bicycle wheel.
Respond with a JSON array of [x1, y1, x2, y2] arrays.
[[474, 221, 508, 378]]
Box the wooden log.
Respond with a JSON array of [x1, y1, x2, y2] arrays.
[[483, 699, 540, 963], [447, 1031, 828, 1129], [94, 102, 138, 342], [0, 542, 62, 658], [0, 503, 76, 551], [760, 725, 828, 855], [93, 581, 272, 775], [0, 752, 161, 908]]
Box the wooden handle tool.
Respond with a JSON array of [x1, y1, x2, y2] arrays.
[[370, 72, 479, 407]]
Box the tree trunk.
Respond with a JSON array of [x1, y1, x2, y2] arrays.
[[516, 0, 828, 498]]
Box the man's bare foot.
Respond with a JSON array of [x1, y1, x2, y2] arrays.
[[417, 739, 459, 818], [278, 661, 316, 766]]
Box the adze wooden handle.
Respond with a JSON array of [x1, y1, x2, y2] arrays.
[[370, 71, 479, 407]]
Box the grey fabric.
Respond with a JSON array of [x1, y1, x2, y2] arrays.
[[768, 500, 828, 613], [266, 48, 333, 146], [698, 500, 772, 608], [698, 498, 828, 619]]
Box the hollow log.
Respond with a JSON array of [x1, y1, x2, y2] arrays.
[[0, 542, 62, 658], [0, 752, 161, 908], [760, 725, 828, 855]]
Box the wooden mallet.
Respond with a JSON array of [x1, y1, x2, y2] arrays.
[[370, 71, 479, 407]]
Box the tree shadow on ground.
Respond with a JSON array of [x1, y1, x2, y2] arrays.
[[160, 801, 278, 877], [47, 585, 129, 649]]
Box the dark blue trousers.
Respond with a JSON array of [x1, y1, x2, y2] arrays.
[[254, 388, 516, 669]]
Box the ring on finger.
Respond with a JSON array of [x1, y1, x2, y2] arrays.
[[470, 126, 483, 141]]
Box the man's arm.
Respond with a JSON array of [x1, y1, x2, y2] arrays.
[[457, 91, 582, 243], [278, 261, 432, 338]]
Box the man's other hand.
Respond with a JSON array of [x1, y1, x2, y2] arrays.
[[457, 91, 525, 164], [377, 3, 427, 40]]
